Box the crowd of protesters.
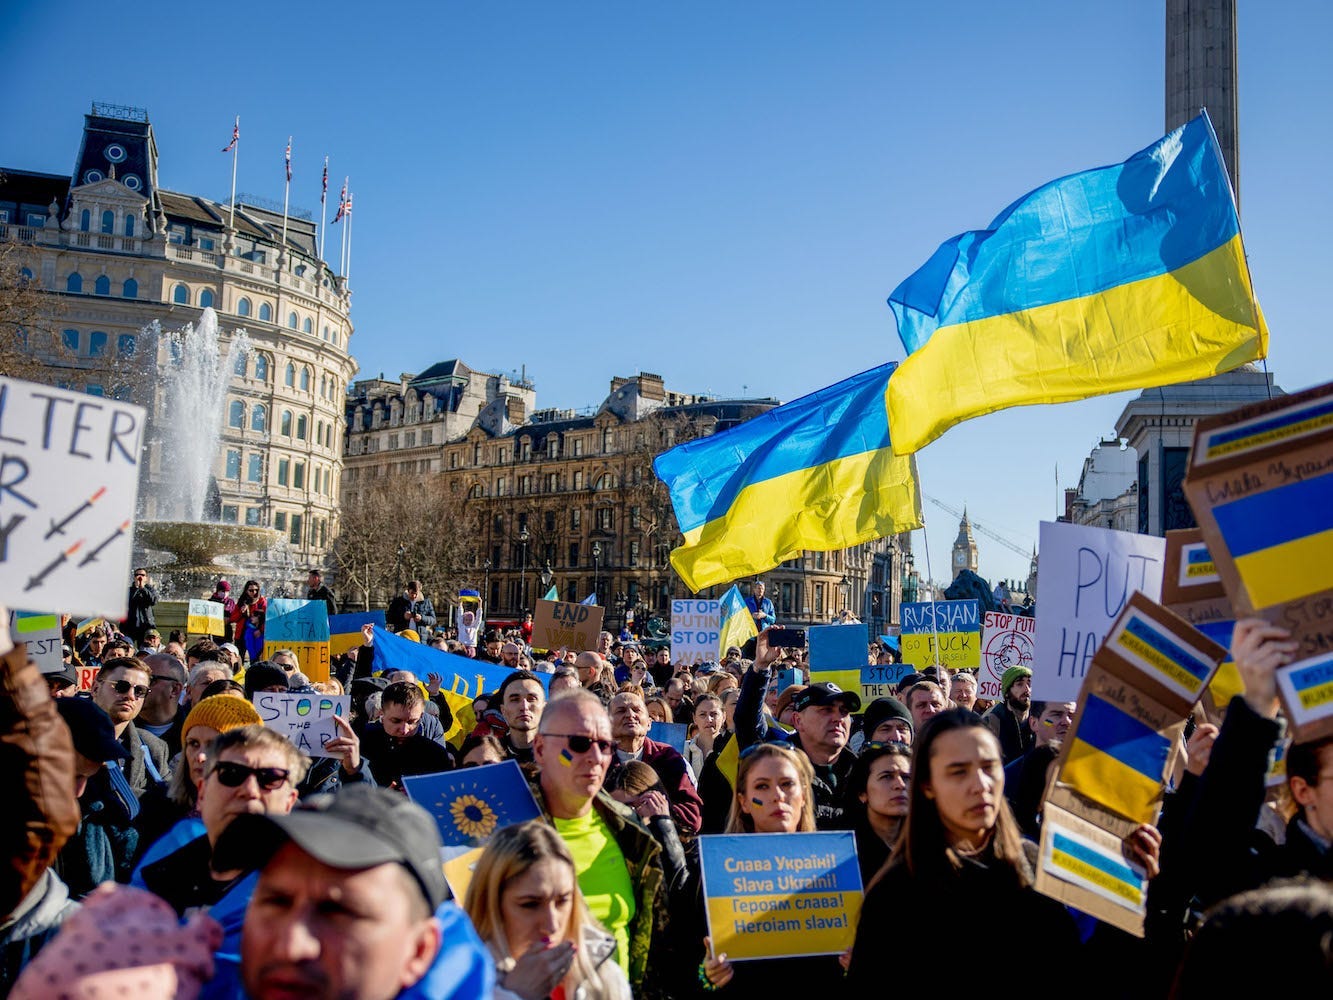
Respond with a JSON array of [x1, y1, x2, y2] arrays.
[[1, 569, 1329, 999]]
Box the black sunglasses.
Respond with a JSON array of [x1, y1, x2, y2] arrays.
[[150, 674, 179, 686], [109, 679, 149, 699], [210, 760, 291, 791], [546, 733, 615, 755]]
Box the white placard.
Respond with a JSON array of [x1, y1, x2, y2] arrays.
[[979, 611, 1036, 701], [0, 378, 146, 618], [254, 692, 350, 757], [1033, 521, 1164, 702], [671, 599, 721, 664]]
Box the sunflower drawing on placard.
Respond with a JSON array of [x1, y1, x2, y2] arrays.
[[451, 794, 498, 841]]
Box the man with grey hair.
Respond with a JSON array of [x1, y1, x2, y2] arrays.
[[137, 651, 188, 754]]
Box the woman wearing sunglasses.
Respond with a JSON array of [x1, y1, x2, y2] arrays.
[[697, 741, 839, 993], [843, 741, 911, 885], [464, 821, 631, 1000]]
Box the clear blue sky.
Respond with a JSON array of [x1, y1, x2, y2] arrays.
[[4, 1, 1330, 590]]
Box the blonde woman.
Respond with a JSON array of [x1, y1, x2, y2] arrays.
[[464, 821, 631, 1000]]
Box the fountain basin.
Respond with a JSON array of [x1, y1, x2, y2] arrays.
[[136, 520, 283, 597]]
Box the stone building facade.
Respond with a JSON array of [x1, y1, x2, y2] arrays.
[[0, 104, 357, 588], [343, 366, 908, 630]]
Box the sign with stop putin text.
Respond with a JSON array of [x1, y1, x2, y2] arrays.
[[899, 600, 981, 670], [980, 612, 1037, 701], [0, 377, 146, 618], [671, 599, 721, 665], [700, 832, 863, 960], [532, 598, 604, 653], [1033, 522, 1165, 703]]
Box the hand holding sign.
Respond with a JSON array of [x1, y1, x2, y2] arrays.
[[702, 937, 733, 990], [1231, 618, 1298, 719]]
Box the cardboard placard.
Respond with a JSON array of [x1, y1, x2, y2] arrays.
[[671, 599, 721, 665], [860, 661, 914, 702], [979, 612, 1036, 701], [1036, 796, 1148, 937], [187, 599, 225, 636], [1032, 521, 1165, 702], [1182, 381, 1333, 741], [1160, 530, 1241, 719], [0, 377, 146, 618], [77, 665, 99, 691], [254, 692, 349, 757], [699, 832, 862, 960], [262, 598, 331, 682], [899, 601, 980, 669], [9, 610, 63, 673], [532, 599, 604, 653]]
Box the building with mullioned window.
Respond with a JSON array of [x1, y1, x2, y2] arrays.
[[0, 103, 358, 587]]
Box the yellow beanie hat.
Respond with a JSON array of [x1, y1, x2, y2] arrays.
[[182, 694, 263, 740]]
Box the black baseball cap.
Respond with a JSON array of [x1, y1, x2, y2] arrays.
[[56, 697, 129, 763], [44, 663, 78, 691], [792, 681, 861, 714], [212, 784, 447, 911]]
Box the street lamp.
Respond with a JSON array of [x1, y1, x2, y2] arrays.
[[592, 541, 601, 603], [518, 526, 530, 614], [483, 559, 492, 616], [839, 575, 850, 614]]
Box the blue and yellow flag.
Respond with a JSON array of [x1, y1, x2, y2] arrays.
[[654, 362, 922, 592], [1062, 693, 1172, 824], [886, 113, 1266, 455], [403, 759, 541, 848], [717, 585, 758, 659]]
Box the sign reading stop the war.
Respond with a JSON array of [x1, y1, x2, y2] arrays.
[[979, 612, 1037, 700]]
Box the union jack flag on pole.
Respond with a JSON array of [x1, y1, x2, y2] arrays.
[[332, 177, 348, 223], [222, 116, 239, 153], [285, 137, 292, 182]]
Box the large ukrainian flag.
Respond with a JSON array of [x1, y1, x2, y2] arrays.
[[886, 113, 1267, 455], [653, 361, 922, 593]]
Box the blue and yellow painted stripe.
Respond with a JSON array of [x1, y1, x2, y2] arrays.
[[1049, 831, 1145, 907], [1114, 613, 1214, 697], [1200, 394, 1333, 460], [1062, 693, 1170, 823], [1180, 542, 1219, 586], [1211, 474, 1333, 608], [886, 114, 1265, 455], [654, 361, 922, 592]]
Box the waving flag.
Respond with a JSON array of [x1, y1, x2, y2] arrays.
[[886, 113, 1266, 455], [717, 585, 757, 660], [221, 116, 239, 153], [284, 137, 292, 182], [332, 178, 348, 223], [322, 157, 328, 197], [654, 361, 922, 592]]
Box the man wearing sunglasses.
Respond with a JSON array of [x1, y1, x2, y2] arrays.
[[138, 725, 307, 964], [88, 656, 170, 799], [532, 691, 665, 991]]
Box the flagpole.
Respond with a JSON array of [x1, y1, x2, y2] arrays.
[[339, 176, 349, 277], [280, 137, 292, 268], [227, 115, 239, 231], [345, 192, 353, 285], [318, 156, 328, 263]]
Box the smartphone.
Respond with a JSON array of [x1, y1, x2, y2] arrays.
[[767, 627, 807, 649]]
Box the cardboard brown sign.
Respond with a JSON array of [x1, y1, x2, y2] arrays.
[[1182, 380, 1333, 741], [1161, 529, 1241, 719], [532, 599, 605, 653], [1035, 595, 1225, 937]]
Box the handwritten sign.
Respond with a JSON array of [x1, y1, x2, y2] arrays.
[[262, 598, 331, 682], [980, 612, 1036, 701], [0, 377, 146, 618], [8, 609, 62, 672], [1160, 529, 1240, 719], [1032, 521, 1164, 702], [1183, 380, 1333, 740], [671, 599, 721, 665], [187, 599, 225, 636], [700, 832, 863, 960], [532, 598, 604, 653], [254, 692, 348, 756], [899, 600, 981, 670], [860, 661, 914, 701]]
